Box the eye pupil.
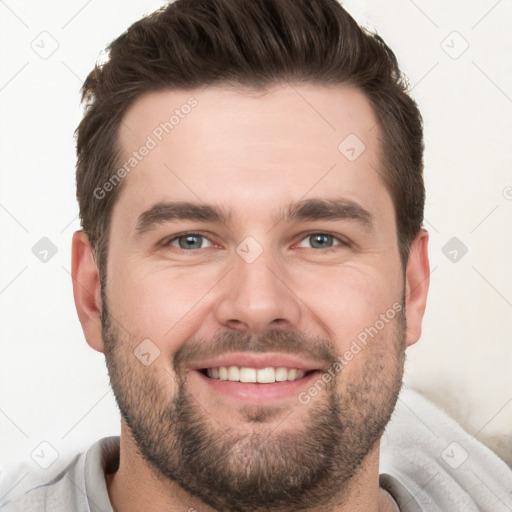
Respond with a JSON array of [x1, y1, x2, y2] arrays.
[[179, 235, 202, 249], [310, 234, 333, 248]]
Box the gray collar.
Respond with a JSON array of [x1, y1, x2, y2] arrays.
[[83, 437, 423, 512], [380, 473, 423, 512]]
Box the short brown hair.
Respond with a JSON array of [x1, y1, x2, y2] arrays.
[[75, 0, 424, 280]]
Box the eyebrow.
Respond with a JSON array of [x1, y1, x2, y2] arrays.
[[135, 202, 231, 235], [280, 198, 374, 230], [134, 198, 374, 235]]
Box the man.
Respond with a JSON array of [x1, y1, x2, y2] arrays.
[[4, 0, 511, 511]]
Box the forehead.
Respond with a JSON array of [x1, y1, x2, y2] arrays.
[[113, 83, 390, 229]]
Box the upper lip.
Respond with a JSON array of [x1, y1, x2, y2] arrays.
[[190, 352, 324, 372]]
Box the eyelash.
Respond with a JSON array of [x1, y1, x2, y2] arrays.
[[160, 232, 350, 253]]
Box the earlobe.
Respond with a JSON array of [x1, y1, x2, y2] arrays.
[[71, 230, 105, 353], [404, 228, 430, 347]]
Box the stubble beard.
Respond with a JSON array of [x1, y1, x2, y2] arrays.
[[101, 292, 406, 512]]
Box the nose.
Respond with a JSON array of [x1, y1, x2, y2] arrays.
[[214, 243, 302, 334]]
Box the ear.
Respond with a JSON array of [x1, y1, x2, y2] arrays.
[[71, 230, 104, 353], [404, 228, 430, 347]]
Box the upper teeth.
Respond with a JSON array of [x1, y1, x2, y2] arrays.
[[206, 366, 307, 383]]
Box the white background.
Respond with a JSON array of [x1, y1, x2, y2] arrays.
[[1, 0, 511, 504]]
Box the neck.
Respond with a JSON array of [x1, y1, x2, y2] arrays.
[[106, 423, 398, 512]]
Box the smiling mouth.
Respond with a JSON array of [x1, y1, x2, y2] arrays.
[[199, 366, 314, 383]]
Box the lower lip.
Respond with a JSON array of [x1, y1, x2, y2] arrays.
[[192, 370, 321, 404]]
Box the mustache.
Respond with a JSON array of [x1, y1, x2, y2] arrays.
[[173, 327, 338, 374]]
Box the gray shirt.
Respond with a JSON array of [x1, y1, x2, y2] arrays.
[[1, 436, 422, 511]]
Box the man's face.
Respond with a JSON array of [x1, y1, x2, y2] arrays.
[[101, 84, 409, 511]]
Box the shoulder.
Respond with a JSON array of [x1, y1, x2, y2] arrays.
[[1, 437, 119, 512], [380, 387, 512, 512], [1, 453, 87, 512]]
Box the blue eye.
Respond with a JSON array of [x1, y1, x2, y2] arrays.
[[297, 233, 343, 250], [161, 232, 347, 252], [166, 234, 213, 250]]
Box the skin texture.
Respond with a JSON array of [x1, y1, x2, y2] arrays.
[[72, 83, 430, 512]]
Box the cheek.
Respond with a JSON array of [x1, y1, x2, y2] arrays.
[[107, 251, 402, 355], [297, 266, 405, 390], [290, 264, 401, 348], [107, 263, 221, 342]]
